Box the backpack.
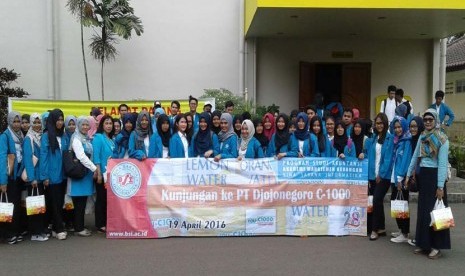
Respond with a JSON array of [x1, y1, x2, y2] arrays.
[[402, 101, 411, 117], [326, 102, 343, 119], [382, 98, 400, 112]]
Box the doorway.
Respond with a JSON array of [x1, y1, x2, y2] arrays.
[[299, 62, 371, 118]]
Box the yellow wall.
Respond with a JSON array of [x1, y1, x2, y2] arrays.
[[257, 0, 465, 9], [374, 95, 412, 115]]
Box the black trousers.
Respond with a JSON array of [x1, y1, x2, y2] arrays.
[[371, 178, 391, 232], [27, 185, 46, 235], [95, 183, 107, 229], [72, 196, 88, 232], [0, 179, 23, 239], [391, 186, 410, 235], [47, 183, 65, 233]]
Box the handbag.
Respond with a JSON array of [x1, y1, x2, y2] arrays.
[[21, 139, 39, 182], [430, 199, 455, 231], [390, 191, 409, 219], [26, 187, 46, 216], [0, 192, 14, 223], [63, 146, 88, 179]]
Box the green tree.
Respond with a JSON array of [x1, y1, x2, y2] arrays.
[[0, 68, 29, 131], [79, 0, 143, 100], [67, 0, 92, 100]]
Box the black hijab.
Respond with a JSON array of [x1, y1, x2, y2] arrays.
[[194, 112, 213, 156], [156, 114, 171, 148], [120, 113, 136, 149], [274, 113, 290, 153], [253, 118, 269, 149], [310, 116, 326, 153], [351, 119, 366, 156], [410, 116, 425, 152], [333, 120, 348, 155], [211, 110, 222, 134], [47, 109, 64, 152]]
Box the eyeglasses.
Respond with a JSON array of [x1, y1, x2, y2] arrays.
[[423, 118, 434, 123]]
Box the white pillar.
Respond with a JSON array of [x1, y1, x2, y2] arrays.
[[431, 39, 441, 103], [46, 0, 55, 99]]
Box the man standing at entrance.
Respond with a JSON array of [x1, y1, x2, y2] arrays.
[[430, 90, 455, 129], [380, 85, 398, 124]]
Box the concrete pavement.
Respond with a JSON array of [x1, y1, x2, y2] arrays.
[[1, 203, 464, 276]]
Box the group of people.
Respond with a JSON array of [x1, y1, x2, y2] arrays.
[[0, 89, 455, 259]]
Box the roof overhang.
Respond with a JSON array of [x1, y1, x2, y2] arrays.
[[245, 0, 465, 39]]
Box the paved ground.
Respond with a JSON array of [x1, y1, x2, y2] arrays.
[[1, 203, 464, 276]]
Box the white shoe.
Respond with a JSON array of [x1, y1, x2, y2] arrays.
[[391, 230, 402, 238], [76, 229, 92, 237], [408, 239, 416, 246], [31, 234, 49, 242], [55, 232, 67, 240], [390, 234, 409, 243]]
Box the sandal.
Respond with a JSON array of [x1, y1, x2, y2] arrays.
[[428, 248, 441, 259], [414, 248, 426, 255], [369, 232, 379, 241], [377, 230, 387, 236]]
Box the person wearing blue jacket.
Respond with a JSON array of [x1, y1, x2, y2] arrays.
[[293, 112, 319, 157], [114, 113, 136, 159], [128, 111, 152, 161], [430, 90, 455, 128], [1, 111, 25, 244], [368, 113, 394, 241], [238, 119, 264, 159], [188, 95, 201, 133], [214, 113, 238, 161], [148, 114, 171, 158], [331, 121, 356, 159], [389, 116, 413, 243], [169, 114, 190, 158], [40, 109, 68, 240], [64, 115, 77, 142], [69, 116, 98, 237], [22, 113, 49, 241], [351, 119, 369, 160], [406, 109, 451, 259], [92, 115, 115, 233], [308, 116, 331, 157], [267, 113, 298, 159], [190, 112, 220, 158], [151, 107, 165, 134]]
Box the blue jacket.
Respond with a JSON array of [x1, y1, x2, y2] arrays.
[[301, 134, 320, 157], [2, 130, 24, 182], [190, 131, 220, 157], [267, 133, 299, 158], [92, 133, 115, 174], [219, 135, 239, 159], [429, 103, 455, 126], [367, 133, 394, 181], [330, 138, 356, 158], [22, 136, 41, 183], [238, 137, 264, 158], [128, 131, 148, 161], [192, 112, 200, 133], [169, 132, 189, 158], [114, 133, 129, 159], [148, 132, 164, 158], [391, 138, 413, 187], [40, 133, 68, 185], [68, 142, 94, 197], [0, 134, 8, 185]]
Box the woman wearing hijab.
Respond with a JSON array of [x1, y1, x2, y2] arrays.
[[64, 115, 77, 142], [114, 113, 136, 158], [169, 114, 190, 158], [211, 110, 222, 135], [151, 107, 165, 133], [233, 115, 243, 137], [148, 114, 172, 158], [128, 111, 152, 161], [0, 112, 25, 244], [253, 118, 269, 156], [92, 115, 115, 234], [331, 121, 356, 159], [409, 116, 425, 153], [351, 119, 368, 160], [367, 113, 394, 241], [21, 114, 30, 136], [22, 113, 48, 241], [87, 116, 98, 141], [68, 116, 98, 237], [267, 113, 298, 159], [293, 112, 318, 157], [190, 112, 220, 158], [39, 109, 68, 240], [309, 116, 332, 157], [262, 113, 276, 143], [389, 116, 413, 243], [214, 113, 238, 161], [406, 109, 451, 259], [238, 119, 263, 160]]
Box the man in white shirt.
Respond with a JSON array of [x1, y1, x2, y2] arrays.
[[380, 85, 398, 124]]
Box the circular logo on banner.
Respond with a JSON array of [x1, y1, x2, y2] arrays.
[[110, 161, 142, 199]]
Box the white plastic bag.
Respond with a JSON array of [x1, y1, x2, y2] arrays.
[[430, 199, 455, 231], [0, 192, 14, 223], [85, 194, 96, 215], [390, 192, 409, 219], [367, 195, 373, 214], [26, 187, 46, 216]]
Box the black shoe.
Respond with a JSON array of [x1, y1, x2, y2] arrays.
[[17, 235, 24, 242], [7, 236, 18, 245]]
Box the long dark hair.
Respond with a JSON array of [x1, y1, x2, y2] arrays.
[[373, 113, 389, 144], [47, 109, 64, 152], [97, 115, 115, 138], [310, 116, 326, 153]]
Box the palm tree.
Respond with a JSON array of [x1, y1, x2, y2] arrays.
[[82, 0, 143, 100], [67, 0, 92, 100]]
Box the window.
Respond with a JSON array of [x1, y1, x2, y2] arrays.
[[456, 79, 465, 93]]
